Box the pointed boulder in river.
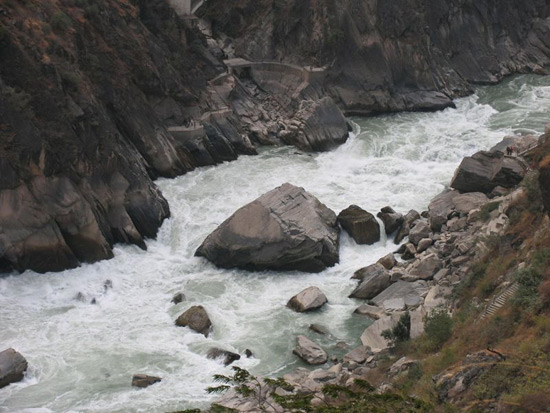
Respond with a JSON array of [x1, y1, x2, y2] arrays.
[[195, 183, 340, 272]]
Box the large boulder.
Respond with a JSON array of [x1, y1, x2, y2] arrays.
[[287, 286, 328, 312], [293, 336, 328, 365], [175, 305, 212, 337], [450, 151, 526, 194], [349, 263, 391, 299], [377, 207, 404, 235], [0, 348, 28, 389], [428, 190, 489, 231], [360, 315, 401, 353], [408, 221, 431, 246], [407, 253, 443, 280], [371, 281, 429, 310], [195, 183, 340, 272], [337, 205, 380, 245]]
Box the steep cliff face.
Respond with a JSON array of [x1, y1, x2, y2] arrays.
[[0, 0, 255, 273], [201, 0, 550, 115]]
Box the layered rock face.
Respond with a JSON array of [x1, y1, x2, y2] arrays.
[[195, 183, 340, 272], [201, 0, 550, 115]]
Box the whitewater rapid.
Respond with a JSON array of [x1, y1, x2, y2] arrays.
[[1, 75, 550, 412]]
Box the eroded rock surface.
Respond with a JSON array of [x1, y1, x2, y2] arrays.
[[196, 183, 340, 272]]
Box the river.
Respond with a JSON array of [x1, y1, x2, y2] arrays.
[[1, 75, 549, 412]]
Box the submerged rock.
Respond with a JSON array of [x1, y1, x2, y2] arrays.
[[195, 183, 340, 272], [132, 374, 162, 388], [0, 348, 28, 389], [287, 286, 328, 312], [293, 336, 328, 365], [207, 348, 241, 366], [175, 305, 212, 337], [171, 292, 185, 305], [337, 205, 380, 245]]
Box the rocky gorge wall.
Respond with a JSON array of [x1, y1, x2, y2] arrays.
[[201, 0, 550, 115]]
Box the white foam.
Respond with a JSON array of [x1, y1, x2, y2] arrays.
[[1, 75, 550, 412]]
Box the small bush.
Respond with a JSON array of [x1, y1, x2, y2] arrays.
[[514, 267, 543, 311], [423, 310, 453, 351], [382, 312, 411, 348], [51, 11, 72, 33], [478, 201, 500, 222]]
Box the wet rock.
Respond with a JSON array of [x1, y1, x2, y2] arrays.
[[377, 207, 404, 235], [195, 183, 339, 273], [450, 151, 526, 194], [337, 205, 380, 245], [408, 222, 431, 246], [103, 280, 113, 291], [175, 305, 212, 337], [0, 348, 28, 389], [377, 253, 397, 270], [171, 292, 185, 305], [309, 324, 329, 335], [349, 264, 391, 299], [245, 349, 254, 358], [287, 286, 328, 312], [207, 348, 241, 366], [293, 336, 328, 365], [132, 374, 161, 388]]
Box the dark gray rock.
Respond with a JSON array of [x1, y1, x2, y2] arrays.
[[196, 183, 339, 272], [287, 286, 328, 312], [377, 253, 397, 270], [450, 151, 526, 193], [408, 253, 443, 280], [337, 205, 380, 245], [175, 305, 212, 337], [171, 292, 185, 305], [349, 263, 391, 299], [207, 348, 241, 366], [395, 210, 421, 244], [132, 374, 162, 388], [0, 348, 28, 389], [377, 207, 404, 235]]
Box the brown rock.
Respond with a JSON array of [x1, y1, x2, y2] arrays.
[[175, 305, 212, 337], [0, 348, 28, 389], [337, 205, 380, 245], [132, 374, 162, 388], [287, 286, 328, 312]]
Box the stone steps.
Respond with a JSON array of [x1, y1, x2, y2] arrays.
[[480, 282, 519, 319]]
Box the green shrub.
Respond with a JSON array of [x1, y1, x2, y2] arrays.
[[423, 310, 453, 351], [478, 201, 500, 222], [51, 11, 72, 33], [514, 267, 543, 311], [382, 312, 411, 347]]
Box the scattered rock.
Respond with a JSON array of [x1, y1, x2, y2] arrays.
[[0, 348, 28, 389], [360, 315, 400, 353], [371, 280, 429, 310], [349, 264, 391, 299], [416, 238, 433, 253], [401, 243, 417, 260], [408, 253, 443, 280], [389, 357, 417, 377], [175, 305, 212, 337], [450, 150, 526, 193], [343, 346, 370, 364], [195, 183, 340, 272], [309, 324, 329, 335], [377, 253, 397, 270], [207, 348, 241, 366], [132, 374, 162, 388], [395, 210, 421, 244], [408, 221, 431, 246], [293, 336, 328, 365], [171, 292, 185, 305], [337, 205, 380, 245], [354, 304, 386, 320], [287, 286, 328, 312], [377, 207, 404, 235]]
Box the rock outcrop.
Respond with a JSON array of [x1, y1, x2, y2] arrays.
[[450, 151, 527, 194], [175, 305, 212, 337], [195, 183, 340, 272], [201, 0, 550, 115], [0, 348, 28, 389], [287, 286, 328, 312]]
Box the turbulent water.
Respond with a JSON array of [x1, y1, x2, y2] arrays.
[[1, 75, 550, 412]]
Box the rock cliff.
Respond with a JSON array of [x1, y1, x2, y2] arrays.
[[200, 0, 550, 115]]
